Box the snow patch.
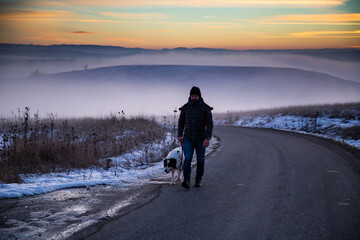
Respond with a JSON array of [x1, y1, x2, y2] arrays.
[[0, 135, 219, 199], [219, 114, 360, 149]]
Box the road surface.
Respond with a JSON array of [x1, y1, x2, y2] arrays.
[[76, 126, 360, 240]]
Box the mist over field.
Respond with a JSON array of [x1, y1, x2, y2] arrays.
[[1, 45, 359, 82], [0, 45, 359, 117]]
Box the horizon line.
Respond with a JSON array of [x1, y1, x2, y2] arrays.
[[0, 42, 359, 52]]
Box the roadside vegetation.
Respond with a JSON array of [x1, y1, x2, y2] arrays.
[[0, 108, 177, 183], [214, 102, 360, 122], [213, 102, 360, 145]]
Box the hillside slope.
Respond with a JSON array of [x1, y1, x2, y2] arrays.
[[1, 65, 359, 116]]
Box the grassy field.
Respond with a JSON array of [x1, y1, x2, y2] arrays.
[[213, 102, 360, 124], [0, 108, 175, 183], [213, 102, 360, 146]]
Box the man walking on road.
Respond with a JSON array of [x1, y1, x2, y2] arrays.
[[177, 86, 213, 189]]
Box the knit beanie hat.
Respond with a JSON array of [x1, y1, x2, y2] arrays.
[[190, 86, 201, 98]]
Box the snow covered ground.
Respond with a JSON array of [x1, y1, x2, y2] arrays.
[[0, 135, 219, 199], [216, 114, 360, 149], [3, 112, 356, 199]]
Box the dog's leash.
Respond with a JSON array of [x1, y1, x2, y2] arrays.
[[179, 140, 184, 171]]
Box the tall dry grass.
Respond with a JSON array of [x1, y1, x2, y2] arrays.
[[0, 108, 173, 183], [213, 102, 360, 124]]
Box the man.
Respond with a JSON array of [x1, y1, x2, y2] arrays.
[[177, 86, 213, 189]]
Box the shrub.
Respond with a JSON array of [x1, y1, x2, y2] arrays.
[[0, 108, 170, 183], [340, 126, 360, 140], [213, 102, 360, 124]]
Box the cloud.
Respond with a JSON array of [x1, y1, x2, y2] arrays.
[[0, 9, 79, 23], [267, 13, 360, 21], [106, 37, 144, 43], [288, 30, 360, 38], [72, 31, 93, 34], [227, 0, 346, 6], [254, 13, 360, 25], [0, 9, 72, 19], [258, 22, 360, 25], [204, 16, 220, 19], [104, 0, 346, 7], [0, 1, 34, 8], [76, 19, 238, 29], [248, 30, 360, 39], [231, 30, 360, 39], [1, 0, 348, 7], [25, 35, 81, 42], [0, 1, 67, 8], [155, 30, 171, 32], [78, 19, 120, 23], [127, 0, 347, 7], [100, 12, 167, 20], [206, 25, 232, 29]]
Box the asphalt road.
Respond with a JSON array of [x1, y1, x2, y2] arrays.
[[81, 126, 360, 240]]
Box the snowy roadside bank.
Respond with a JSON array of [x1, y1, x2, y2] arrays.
[[0, 136, 220, 199], [0, 136, 220, 240], [215, 114, 360, 149]]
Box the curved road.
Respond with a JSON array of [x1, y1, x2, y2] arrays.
[[80, 126, 360, 240]]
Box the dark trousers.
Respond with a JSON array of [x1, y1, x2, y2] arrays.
[[182, 136, 206, 183]]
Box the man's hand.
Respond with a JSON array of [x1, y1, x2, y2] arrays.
[[203, 139, 210, 147], [177, 137, 183, 144]]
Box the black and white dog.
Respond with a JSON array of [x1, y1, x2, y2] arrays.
[[163, 147, 184, 185]]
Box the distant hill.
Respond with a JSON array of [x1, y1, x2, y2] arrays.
[[1, 44, 359, 83], [1, 44, 359, 62], [1, 65, 359, 117]]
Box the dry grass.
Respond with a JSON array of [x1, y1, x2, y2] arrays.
[[213, 102, 360, 124], [340, 126, 360, 140], [0, 108, 172, 183]]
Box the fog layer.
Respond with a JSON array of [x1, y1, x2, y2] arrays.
[[0, 45, 359, 83], [1, 65, 359, 117], [1, 52, 359, 83]]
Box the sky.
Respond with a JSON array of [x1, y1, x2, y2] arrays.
[[0, 0, 359, 49]]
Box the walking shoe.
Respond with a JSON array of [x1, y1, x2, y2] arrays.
[[194, 180, 201, 187], [181, 181, 190, 189]]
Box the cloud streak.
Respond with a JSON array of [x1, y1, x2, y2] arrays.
[[288, 30, 360, 38], [86, 0, 347, 7], [265, 13, 360, 22], [1, 0, 348, 7], [0, 10, 72, 20], [227, 0, 346, 6], [232, 13, 360, 26], [106, 37, 144, 43], [0, 0, 358, 51], [100, 12, 167, 20], [72, 31, 93, 34], [258, 13, 360, 25]]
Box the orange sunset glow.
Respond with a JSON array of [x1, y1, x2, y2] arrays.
[[0, 0, 359, 49]]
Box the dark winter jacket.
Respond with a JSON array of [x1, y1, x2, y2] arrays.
[[177, 97, 213, 141]]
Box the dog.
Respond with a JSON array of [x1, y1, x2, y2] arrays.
[[163, 147, 184, 185]]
